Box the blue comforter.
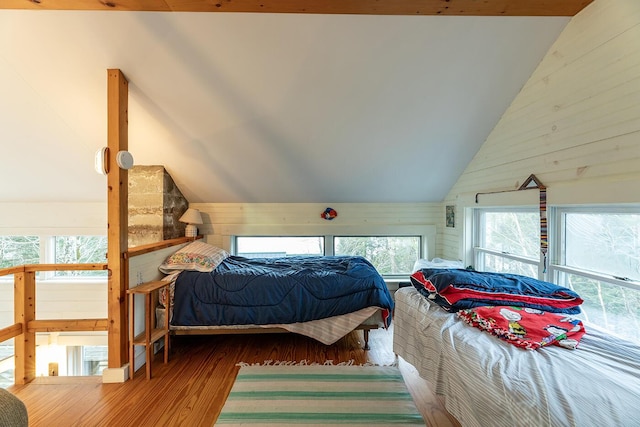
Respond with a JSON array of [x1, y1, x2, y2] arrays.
[[171, 255, 394, 326], [411, 268, 583, 314]]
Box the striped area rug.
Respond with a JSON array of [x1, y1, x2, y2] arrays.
[[215, 364, 425, 426]]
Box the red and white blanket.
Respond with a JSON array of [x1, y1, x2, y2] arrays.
[[457, 305, 586, 350]]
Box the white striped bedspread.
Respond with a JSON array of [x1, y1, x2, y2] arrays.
[[392, 286, 640, 427], [162, 306, 384, 345]]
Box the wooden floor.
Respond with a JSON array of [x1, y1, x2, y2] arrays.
[[9, 327, 460, 426]]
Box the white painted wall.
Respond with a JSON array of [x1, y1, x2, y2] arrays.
[[442, 0, 640, 262], [0, 202, 106, 236]]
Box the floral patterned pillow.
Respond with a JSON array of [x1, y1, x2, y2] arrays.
[[159, 240, 229, 274]]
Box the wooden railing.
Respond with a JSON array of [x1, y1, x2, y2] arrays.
[[0, 263, 108, 384], [0, 236, 198, 385]]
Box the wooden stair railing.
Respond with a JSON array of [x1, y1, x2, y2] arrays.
[[0, 236, 198, 385], [0, 263, 108, 384]]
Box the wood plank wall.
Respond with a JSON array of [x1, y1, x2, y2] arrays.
[[191, 202, 443, 260], [442, 0, 640, 261]]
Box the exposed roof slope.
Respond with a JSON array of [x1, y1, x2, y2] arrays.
[[0, 11, 569, 203]]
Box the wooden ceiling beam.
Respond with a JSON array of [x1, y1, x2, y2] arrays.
[[3, 0, 594, 16]]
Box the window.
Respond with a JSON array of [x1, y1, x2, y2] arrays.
[[0, 235, 107, 278], [551, 208, 640, 343], [234, 234, 421, 277], [235, 236, 324, 258], [334, 236, 420, 276], [0, 236, 39, 269], [53, 236, 107, 277], [66, 344, 108, 376], [474, 209, 540, 278], [0, 339, 13, 389], [562, 212, 640, 280]]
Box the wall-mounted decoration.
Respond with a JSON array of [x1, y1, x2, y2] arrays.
[[446, 205, 455, 228], [321, 207, 338, 220]]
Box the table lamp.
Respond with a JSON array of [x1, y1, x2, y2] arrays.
[[179, 208, 203, 237]]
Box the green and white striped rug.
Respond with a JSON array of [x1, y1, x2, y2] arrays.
[[215, 364, 425, 426]]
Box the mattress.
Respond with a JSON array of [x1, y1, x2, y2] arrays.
[[393, 287, 640, 427]]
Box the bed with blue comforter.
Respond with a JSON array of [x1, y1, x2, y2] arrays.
[[158, 242, 393, 347], [172, 255, 394, 327]]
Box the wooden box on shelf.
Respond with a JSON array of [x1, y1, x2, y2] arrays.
[[127, 280, 170, 380]]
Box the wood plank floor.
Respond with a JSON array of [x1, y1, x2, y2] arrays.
[[9, 327, 460, 426]]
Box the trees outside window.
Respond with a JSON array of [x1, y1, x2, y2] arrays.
[[474, 207, 640, 344], [474, 209, 540, 278], [552, 209, 640, 343], [54, 236, 107, 277], [334, 236, 420, 276], [234, 235, 421, 277], [0, 236, 39, 269]]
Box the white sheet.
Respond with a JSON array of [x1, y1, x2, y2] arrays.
[[159, 306, 384, 345], [393, 287, 640, 427]]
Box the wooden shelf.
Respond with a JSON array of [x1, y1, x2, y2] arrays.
[[127, 280, 170, 380], [132, 329, 167, 346]]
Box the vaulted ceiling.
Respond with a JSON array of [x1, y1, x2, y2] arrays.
[[0, 1, 592, 203]]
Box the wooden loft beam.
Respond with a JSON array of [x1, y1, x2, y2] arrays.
[[107, 69, 129, 370], [1, 0, 594, 16]]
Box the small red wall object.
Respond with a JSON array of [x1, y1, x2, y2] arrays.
[[321, 207, 338, 220]]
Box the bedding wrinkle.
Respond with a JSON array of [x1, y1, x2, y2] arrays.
[[172, 255, 393, 329], [159, 246, 393, 345], [393, 287, 640, 427]]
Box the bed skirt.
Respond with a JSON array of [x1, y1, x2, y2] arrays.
[[157, 306, 385, 348]]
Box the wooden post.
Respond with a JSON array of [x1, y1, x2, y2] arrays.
[[14, 270, 36, 384], [107, 69, 129, 369]]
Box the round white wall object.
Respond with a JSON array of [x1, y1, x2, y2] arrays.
[[116, 151, 134, 170]]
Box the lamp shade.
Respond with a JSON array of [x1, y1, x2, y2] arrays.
[[179, 208, 203, 237], [179, 208, 203, 225]]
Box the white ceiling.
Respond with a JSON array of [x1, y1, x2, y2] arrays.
[[0, 11, 568, 203]]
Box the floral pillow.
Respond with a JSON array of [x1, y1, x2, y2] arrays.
[[158, 240, 229, 274]]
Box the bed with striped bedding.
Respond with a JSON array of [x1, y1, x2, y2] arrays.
[[392, 286, 640, 427]]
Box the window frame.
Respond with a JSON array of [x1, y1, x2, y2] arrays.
[[0, 235, 107, 282], [231, 225, 432, 280], [549, 205, 640, 291], [473, 207, 543, 278], [472, 204, 640, 343], [333, 235, 422, 278], [234, 235, 325, 258], [233, 234, 423, 277]]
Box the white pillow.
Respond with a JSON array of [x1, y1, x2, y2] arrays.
[[412, 258, 464, 273]]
